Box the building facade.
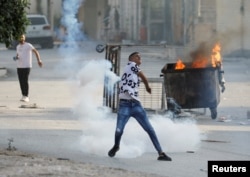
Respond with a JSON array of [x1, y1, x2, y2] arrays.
[[216, 0, 250, 56], [28, 0, 250, 56]]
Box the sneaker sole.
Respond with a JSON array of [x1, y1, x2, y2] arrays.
[[108, 147, 120, 157]]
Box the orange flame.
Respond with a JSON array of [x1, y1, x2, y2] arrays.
[[211, 42, 222, 67], [175, 59, 185, 69], [174, 42, 222, 69], [191, 54, 209, 68]]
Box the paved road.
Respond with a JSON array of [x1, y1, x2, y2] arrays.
[[0, 44, 250, 177]]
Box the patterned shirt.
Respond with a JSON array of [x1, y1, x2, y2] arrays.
[[119, 61, 141, 101]]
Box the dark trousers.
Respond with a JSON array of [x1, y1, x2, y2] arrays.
[[17, 68, 30, 97]]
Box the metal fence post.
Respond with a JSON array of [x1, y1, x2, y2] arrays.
[[103, 44, 121, 112]]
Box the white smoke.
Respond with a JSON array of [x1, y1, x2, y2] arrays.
[[56, 0, 86, 78], [72, 59, 120, 118], [59, 0, 202, 158], [60, 0, 85, 44], [72, 59, 202, 158]]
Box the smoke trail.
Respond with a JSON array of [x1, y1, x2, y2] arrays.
[[57, 0, 86, 78], [61, 0, 85, 46]]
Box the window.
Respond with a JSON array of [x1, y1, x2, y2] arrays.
[[28, 17, 46, 25], [150, 0, 165, 20]]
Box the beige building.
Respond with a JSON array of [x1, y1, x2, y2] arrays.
[[27, 0, 250, 56], [216, 0, 250, 56], [193, 0, 250, 56], [78, 0, 107, 41]]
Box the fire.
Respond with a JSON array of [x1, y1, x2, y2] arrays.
[[175, 59, 185, 69], [191, 54, 210, 68], [174, 42, 222, 70], [211, 42, 222, 67]]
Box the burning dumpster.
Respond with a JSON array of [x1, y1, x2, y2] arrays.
[[161, 42, 225, 119], [161, 63, 220, 119]]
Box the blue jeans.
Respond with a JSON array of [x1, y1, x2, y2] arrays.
[[113, 99, 163, 154]]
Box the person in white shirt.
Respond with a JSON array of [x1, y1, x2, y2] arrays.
[[108, 52, 172, 161], [15, 34, 43, 102]]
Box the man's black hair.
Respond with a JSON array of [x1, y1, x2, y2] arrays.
[[129, 52, 139, 60]]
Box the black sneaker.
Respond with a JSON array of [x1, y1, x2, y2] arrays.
[[108, 146, 120, 157], [157, 152, 172, 161]]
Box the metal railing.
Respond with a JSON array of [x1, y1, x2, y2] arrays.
[[98, 43, 189, 112]]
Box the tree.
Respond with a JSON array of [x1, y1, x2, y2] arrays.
[[0, 0, 30, 47]]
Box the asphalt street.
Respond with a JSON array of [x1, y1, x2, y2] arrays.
[[0, 43, 250, 177]]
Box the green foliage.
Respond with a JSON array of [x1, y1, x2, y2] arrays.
[[0, 0, 30, 47]]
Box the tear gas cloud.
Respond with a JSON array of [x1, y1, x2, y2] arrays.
[[59, 0, 202, 158], [71, 58, 202, 158], [60, 0, 86, 44], [56, 0, 88, 78]]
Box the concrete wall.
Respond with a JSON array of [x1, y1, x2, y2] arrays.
[[192, 0, 216, 48], [216, 0, 250, 56], [28, 0, 62, 18], [78, 0, 106, 40]]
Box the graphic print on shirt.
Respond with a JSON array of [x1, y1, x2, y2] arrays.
[[119, 62, 140, 99]]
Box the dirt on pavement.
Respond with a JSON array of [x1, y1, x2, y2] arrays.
[[0, 149, 164, 177]]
